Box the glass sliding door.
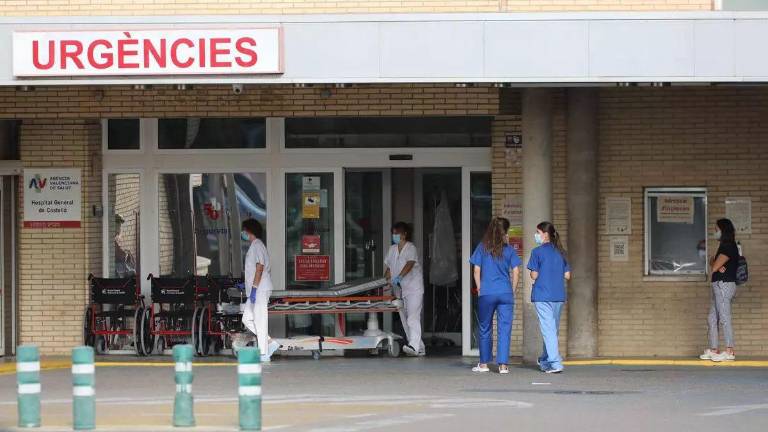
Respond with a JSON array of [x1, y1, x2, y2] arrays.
[[466, 171, 492, 354]]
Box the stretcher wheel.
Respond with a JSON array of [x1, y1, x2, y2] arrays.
[[83, 307, 95, 347], [191, 306, 200, 356], [311, 350, 321, 360], [139, 307, 155, 356], [95, 335, 107, 355], [197, 306, 211, 357], [387, 340, 401, 358], [133, 306, 144, 356]]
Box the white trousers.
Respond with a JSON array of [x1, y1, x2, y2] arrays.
[[242, 277, 272, 354], [398, 289, 425, 352]]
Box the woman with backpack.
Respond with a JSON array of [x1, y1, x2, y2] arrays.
[[527, 221, 571, 374], [700, 218, 740, 362]]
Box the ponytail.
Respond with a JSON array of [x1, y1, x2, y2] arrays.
[[537, 221, 567, 258]]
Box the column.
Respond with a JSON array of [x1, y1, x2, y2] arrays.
[[566, 88, 599, 358], [521, 88, 553, 364]]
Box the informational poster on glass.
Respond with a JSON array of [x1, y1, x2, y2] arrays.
[[657, 195, 694, 224], [23, 168, 81, 228], [302, 191, 321, 219], [501, 195, 523, 253], [295, 255, 331, 281], [302, 235, 321, 254], [725, 197, 751, 234], [610, 236, 629, 262], [606, 197, 631, 235]]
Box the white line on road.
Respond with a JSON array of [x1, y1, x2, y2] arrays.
[[700, 403, 768, 416], [308, 413, 455, 432]]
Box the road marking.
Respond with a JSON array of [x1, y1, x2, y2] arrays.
[[700, 403, 768, 416], [309, 413, 455, 432], [531, 382, 551, 385]]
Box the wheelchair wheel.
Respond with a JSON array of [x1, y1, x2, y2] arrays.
[[133, 306, 144, 356], [198, 306, 211, 357], [140, 307, 155, 356], [83, 307, 95, 347], [191, 306, 201, 356]]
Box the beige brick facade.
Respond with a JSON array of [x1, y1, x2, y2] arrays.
[[0, 0, 712, 16], [3, 84, 767, 357]]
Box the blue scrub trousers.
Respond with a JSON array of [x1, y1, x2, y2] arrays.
[[477, 293, 514, 365], [535, 301, 564, 370]]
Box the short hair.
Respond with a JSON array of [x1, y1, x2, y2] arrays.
[[392, 221, 413, 242], [241, 219, 263, 240]]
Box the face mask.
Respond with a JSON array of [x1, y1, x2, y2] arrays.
[[240, 231, 250, 242], [534, 232, 543, 245], [698, 249, 706, 258], [392, 234, 401, 245], [714, 230, 721, 240]]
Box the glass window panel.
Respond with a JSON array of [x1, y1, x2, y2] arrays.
[[158, 172, 267, 277], [646, 190, 707, 275], [285, 117, 492, 148], [469, 172, 492, 351], [107, 119, 140, 150], [158, 118, 266, 150], [107, 173, 140, 278]]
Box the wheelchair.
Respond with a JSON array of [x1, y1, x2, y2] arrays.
[[193, 275, 246, 357], [140, 274, 197, 355], [84, 274, 145, 355]]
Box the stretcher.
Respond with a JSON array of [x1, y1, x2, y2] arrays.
[[267, 277, 403, 359]]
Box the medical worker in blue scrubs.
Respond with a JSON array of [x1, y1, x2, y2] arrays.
[[470, 217, 521, 374], [527, 221, 571, 374]]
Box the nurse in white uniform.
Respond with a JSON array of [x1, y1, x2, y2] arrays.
[[240, 219, 280, 362], [384, 222, 425, 357]]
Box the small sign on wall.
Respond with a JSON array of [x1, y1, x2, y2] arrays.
[[605, 197, 631, 235], [725, 197, 751, 234], [23, 168, 82, 228], [609, 236, 629, 262], [295, 255, 331, 281], [302, 235, 321, 254]]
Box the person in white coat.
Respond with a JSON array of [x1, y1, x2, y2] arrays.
[[240, 218, 280, 362], [384, 222, 425, 357]]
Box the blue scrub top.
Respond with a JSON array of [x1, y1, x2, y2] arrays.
[[469, 244, 522, 296], [527, 243, 570, 302]]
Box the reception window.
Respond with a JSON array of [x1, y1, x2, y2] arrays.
[[645, 188, 707, 276]]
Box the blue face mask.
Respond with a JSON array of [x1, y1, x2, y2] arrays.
[[241, 231, 250, 242], [534, 232, 544, 245], [392, 234, 401, 245]]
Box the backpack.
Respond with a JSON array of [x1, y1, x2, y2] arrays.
[[736, 255, 749, 286]]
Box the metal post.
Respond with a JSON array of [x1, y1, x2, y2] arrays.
[[238, 346, 262, 431], [72, 346, 96, 430], [16, 345, 41, 428], [172, 344, 195, 427]]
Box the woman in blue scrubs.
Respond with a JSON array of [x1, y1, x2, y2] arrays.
[[527, 221, 571, 374], [470, 217, 521, 374]]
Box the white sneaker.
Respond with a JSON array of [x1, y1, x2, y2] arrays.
[[545, 367, 564, 374], [711, 351, 736, 362], [699, 349, 717, 360], [403, 345, 418, 357], [472, 363, 490, 373], [499, 365, 510, 375], [267, 340, 281, 358]]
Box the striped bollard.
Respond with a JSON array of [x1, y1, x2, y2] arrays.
[[173, 344, 195, 427], [238, 347, 262, 431], [16, 345, 41, 428], [72, 346, 96, 430]]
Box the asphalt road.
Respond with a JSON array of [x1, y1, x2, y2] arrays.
[[1, 356, 767, 431]]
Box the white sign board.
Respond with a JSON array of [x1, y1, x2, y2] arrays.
[[657, 195, 694, 224], [501, 195, 523, 227], [609, 236, 629, 262], [24, 169, 82, 228], [726, 197, 751, 234], [13, 28, 283, 77], [606, 197, 632, 235]]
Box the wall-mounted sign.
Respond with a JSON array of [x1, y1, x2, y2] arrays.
[[302, 191, 321, 219], [302, 176, 320, 191], [23, 168, 82, 228], [609, 236, 629, 262], [302, 235, 321, 254], [12, 28, 283, 77], [295, 255, 331, 282], [657, 195, 694, 224], [725, 197, 751, 234], [606, 197, 631, 235]]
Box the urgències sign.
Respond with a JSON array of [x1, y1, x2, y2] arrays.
[[12, 28, 283, 77]]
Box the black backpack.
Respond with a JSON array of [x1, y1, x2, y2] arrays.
[[736, 242, 748, 286]]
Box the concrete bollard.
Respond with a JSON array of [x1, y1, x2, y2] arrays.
[[172, 344, 195, 427], [72, 346, 96, 430], [237, 347, 262, 431], [16, 345, 41, 428]]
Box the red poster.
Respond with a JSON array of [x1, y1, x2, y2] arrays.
[[509, 237, 523, 254], [301, 235, 321, 254], [295, 255, 331, 282]]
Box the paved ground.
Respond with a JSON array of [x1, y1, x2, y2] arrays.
[[1, 355, 767, 431]]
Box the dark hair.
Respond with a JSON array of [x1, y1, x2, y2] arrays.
[[537, 221, 566, 257], [482, 217, 508, 258], [241, 219, 263, 240], [392, 221, 412, 242], [716, 218, 736, 245]]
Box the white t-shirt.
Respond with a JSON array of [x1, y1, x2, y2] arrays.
[[384, 242, 424, 293], [244, 238, 271, 293]]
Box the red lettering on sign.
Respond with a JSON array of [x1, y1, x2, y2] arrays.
[[117, 37, 140, 69], [87, 40, 113, 69], [32, 40, 55, 70], [235, 37, 258, 67], [210, 37, 232, 68], [60, 40, 85, 69], [143, 39, 166, 68], [170, 38, 194, 68]]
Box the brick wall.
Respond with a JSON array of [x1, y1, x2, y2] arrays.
[[0, 0, 712, 16]]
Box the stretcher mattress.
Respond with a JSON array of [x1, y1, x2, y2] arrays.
[[270, 277, 388, 298]]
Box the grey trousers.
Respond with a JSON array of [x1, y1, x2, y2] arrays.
[[708, 281, 737, 349]]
